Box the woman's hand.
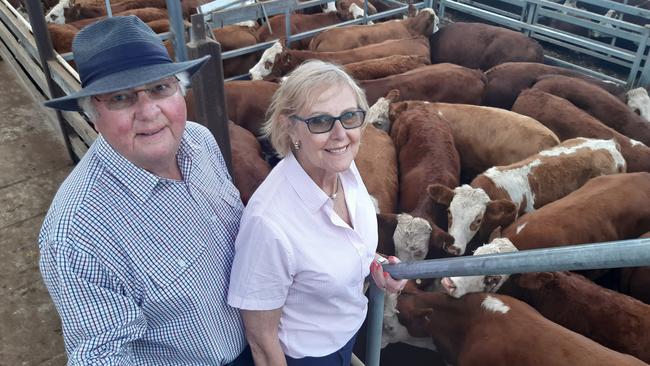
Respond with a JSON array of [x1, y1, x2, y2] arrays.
[[370, 254, 407, 293]]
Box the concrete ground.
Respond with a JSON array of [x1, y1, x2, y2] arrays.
[[0, 57, 72, 364]]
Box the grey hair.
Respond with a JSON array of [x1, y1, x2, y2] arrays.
[[261, 60, 369, 158], [78, 71, 191, 122]]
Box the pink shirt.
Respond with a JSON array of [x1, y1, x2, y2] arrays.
[[228, 153, 378, 358]]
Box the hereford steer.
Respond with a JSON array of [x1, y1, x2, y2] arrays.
[[390, 103, 460, 259], [256, 11, 358, 49], [429, 23, 543, 71], [501, 172, 650, 253], [441, 240, 650, 363], [355, 126, 398, 214], [47, 23, 78, 54], [484, 62, 627, 109], [627, 87, 650, 122], [396, 290, 648, 366], [229, 122, 272, 205], [367, 100, 561, 177], [512, 88, 650, 172], [428, 138, 626, 255], [309, 8, 438, 52], [343, 55, 430, 80], [359, 64, 486, 105], [212, 25, 262, 78], [249, 36, 430, 80], [532, 75, 650, 146]]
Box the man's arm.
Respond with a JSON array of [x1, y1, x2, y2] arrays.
[[241, 309, 287, 366], [40, 240, 146, 365]]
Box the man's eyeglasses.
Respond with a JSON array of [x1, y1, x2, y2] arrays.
[[290, 110, 366, 134], [93, 77, 180, 110]]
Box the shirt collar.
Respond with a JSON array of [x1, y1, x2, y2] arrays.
[[284, 152, 360, 213]]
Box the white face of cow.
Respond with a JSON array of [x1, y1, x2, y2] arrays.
[[382, 292, 438, 351], [627, 87, 650, 122], [365, 97, 391, 131], [446, 185, 491, 256], [394, 213, 432, 261], [419, 7, 440, 34], [323, 1, 337, 13], [441, 238, 518, 298], [348, 3, 365, 19], [45, 0, 70, 24], [249, 41, 284, 80]]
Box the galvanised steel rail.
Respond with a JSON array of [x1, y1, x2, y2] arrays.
[[365, 238, 650, 366]]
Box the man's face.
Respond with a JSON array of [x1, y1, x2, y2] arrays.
[[92, 78, 187, 178]]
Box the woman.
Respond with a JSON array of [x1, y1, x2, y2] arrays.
[[227, 60, 405, 365]]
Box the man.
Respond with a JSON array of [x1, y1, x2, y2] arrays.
[[39, 16, 251, 365]]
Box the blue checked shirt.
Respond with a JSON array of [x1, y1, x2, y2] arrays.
[[39, 122, 246, 365]]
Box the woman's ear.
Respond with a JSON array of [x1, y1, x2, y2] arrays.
[[281, 114, 297, 140]]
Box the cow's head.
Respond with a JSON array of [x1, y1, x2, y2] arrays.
[[365, 89, 400, 132], [417, 8, 440, 34], [394, 213, 431, 261], [45, 0, 71, 24], [626, 87, 650, 122], [441, 238, 518, 298], [383, 285, 438, 350], [249, 40, 284, 80], [428, 184, 517, 256]]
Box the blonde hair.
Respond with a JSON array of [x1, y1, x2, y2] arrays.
[[261, 60, 369, 158]]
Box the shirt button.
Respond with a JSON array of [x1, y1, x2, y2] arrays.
[[177, 258, 187, 268]]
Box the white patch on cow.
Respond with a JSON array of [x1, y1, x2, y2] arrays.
[[630, 138, 646, 147], [370, 195, 380, 213], [349, 3, 366, 19], [366, 97, 391, 130], [45, 0, 70, 24], [516, 222, 527, 234], [323, 1, 337, 13], [382, 292, 438, 350], [539, 138, 626, 172], [234, 20, 257, 27], [442, 238, 517, 298], [484, 159, 542, 214], [394, 213, 432, 261], [481, 295, 510, 314], [627, 87, 650, 122], [447, 185, 491, 256], [249, 41, 284, 80], [419, 7, 440, 33]]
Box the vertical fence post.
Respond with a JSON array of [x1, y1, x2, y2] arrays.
[[166, 0, 189, 62], [24, 0, 77, 162], [636, 25, 650, 87], [104, 0, 113, 17], [186, 13, 233, 176], [365, 282, 384, 366]]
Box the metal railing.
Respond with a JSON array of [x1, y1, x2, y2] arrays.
[[364, 238, 650, 365]]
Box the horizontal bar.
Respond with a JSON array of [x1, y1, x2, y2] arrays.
[[384, 238, 650, 279], [543, 54, 625, 84]]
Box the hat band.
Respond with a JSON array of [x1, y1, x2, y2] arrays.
[[80, 42, 173, 88]]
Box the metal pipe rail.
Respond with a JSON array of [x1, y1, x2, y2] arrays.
[[365, 238, 650, 366]]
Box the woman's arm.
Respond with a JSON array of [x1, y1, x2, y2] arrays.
[[241, 309, 287, 366]]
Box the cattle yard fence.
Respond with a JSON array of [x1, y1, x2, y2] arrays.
[[436, 0, 650, 86], [364, 238, 650, 366]]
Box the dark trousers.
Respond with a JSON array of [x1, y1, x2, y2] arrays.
[[285, 334, 357, 366], [227, 345, 254, 366]]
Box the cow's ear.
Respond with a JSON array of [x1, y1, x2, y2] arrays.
[[427, 184, 454, 206], [485, 199, 518, 228], [377, 213, 398, 230], [386, 89, 401, 102], [517, 272, 554, 290]]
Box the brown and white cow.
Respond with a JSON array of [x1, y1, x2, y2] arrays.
[[390, 103, 460, 259], [249, 36, 430, 80], [343, 55, 430, 80], [396, 289, 647, 366], [483, 62, 627, 109], [441, 240, 650, 363], [229, 121, 272, 205], [512, 88, 650, 173], [626, 87, 650, 122], [532, 75, 650, 146], [212, 24, 262, 78], [502, 172, 650, 251], [429, 23, 543, 71], [367, 100, 560, 177], [428, 138, 626, 255], [308, 8, 439, 52], [355, 125, 398, 214]]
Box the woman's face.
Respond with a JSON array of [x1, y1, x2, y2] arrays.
[[288, 85, 363, 182]]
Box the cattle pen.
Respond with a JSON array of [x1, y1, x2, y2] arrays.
[[2, 0, 650, 364]]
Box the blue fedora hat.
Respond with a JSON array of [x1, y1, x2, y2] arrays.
[[44, 15, 210, 111]]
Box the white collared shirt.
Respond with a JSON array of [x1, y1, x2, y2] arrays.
[[228, 152, 378, 358]]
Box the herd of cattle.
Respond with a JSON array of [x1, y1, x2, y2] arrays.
[[12, 0, 650, 364]]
